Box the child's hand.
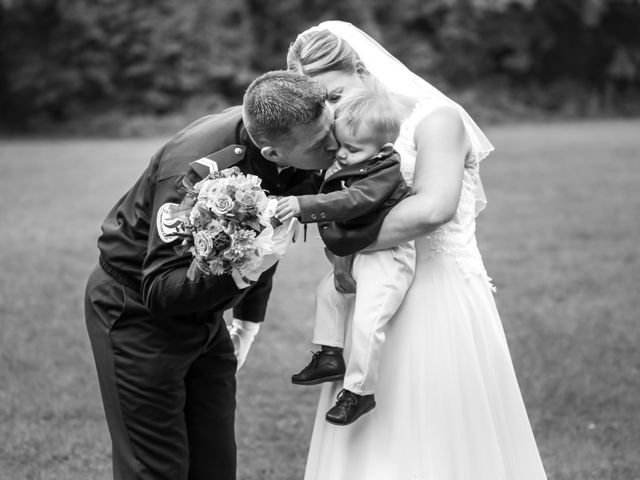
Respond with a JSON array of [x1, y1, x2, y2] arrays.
[[276, 196, 301, 221], [332, 253, 356, 294]]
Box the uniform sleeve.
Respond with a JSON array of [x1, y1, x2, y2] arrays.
[[232, 263, 277, 323], [141, 175, 243, 317], [297, 165, 402, 224]]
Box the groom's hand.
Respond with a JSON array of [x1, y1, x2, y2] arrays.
[[325, 249, 356, 294], [227, 319, 260, 371]]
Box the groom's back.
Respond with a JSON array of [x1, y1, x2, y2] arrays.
[[96, 107, 245, 286]]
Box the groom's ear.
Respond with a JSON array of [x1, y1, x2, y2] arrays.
[[260, 146, 279, 162]]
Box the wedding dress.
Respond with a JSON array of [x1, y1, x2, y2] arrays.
[[302, 22, 547, 480]]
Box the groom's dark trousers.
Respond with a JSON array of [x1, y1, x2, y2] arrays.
[[84, 107, 322, 480]]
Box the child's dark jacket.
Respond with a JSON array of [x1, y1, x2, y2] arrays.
[[297, 151, 411, 256]]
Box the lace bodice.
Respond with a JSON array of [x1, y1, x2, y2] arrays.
[[394, 99, 494, 289]]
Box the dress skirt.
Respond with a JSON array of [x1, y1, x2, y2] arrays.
[[304, 253, 547, 480]]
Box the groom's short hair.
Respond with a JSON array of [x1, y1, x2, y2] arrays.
[[242, 70, 327, 147]]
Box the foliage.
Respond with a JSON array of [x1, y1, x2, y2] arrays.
[[0, 0, 252, 125], [1, 0, 639, 131]]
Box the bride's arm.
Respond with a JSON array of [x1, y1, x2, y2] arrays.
[[366, 105, 470, 250]]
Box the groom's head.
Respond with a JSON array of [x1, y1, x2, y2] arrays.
[[243, 70, 338, 170]]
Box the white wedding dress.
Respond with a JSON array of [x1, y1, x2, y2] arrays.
[[303, 98, 548, 480]]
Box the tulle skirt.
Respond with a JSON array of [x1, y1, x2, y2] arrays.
[[304, 254, 547, 480]]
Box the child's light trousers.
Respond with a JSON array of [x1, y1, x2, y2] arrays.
[[313, 242, 415, 395]]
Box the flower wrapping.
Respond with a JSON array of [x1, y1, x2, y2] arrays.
[[168, 166, 289, 281]]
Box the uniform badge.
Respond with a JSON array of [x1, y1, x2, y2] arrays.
[[156, 202, 183, 243]]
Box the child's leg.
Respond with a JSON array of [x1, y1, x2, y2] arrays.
[[343, 243, 415, 395], [311, 269, 353, 349], [291, 269, 349, 386]]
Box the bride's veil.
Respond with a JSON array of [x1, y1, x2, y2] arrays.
[[296, 20, 494, 213]]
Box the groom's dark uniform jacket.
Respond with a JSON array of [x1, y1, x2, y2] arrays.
[[98, 106, 321, 323], [85, 106, 322, 480]]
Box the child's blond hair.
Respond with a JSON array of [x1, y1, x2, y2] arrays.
[[333, 78, 402, 145]]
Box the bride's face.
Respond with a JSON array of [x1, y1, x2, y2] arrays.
[[312, 70, 365, 105]]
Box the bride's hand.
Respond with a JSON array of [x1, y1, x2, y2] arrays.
[[324, 248, 356, 294]]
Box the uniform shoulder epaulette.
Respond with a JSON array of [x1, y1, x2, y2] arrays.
[[188, 144, 247, 179]]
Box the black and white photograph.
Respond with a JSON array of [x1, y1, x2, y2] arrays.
[[1, 1, 639, 479]]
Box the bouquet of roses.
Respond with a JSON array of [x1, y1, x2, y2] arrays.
[[168, 166, 292, 282]]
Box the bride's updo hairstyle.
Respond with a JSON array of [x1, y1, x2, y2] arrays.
[[287, 29, 368, 78]]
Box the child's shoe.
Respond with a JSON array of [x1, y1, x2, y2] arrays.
[[291, 347, 345, 385], [325, 389, 375, 425]]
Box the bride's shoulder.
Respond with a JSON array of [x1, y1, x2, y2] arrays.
[[411, 102, 466, 146], [415, 102, 462, 124], [403, 97, 459, 128]]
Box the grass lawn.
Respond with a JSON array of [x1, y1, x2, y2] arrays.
[[1, 119, 639, 479]]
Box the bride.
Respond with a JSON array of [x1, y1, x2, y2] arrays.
[[287, 21, 547, 479]]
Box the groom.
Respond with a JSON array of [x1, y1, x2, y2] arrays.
[[84, 70, 338, 480]]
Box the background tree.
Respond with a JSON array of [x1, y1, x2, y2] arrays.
[[1, 0, 638, 131]]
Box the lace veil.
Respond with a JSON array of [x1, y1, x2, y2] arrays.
[[296, 20, 494, 213]]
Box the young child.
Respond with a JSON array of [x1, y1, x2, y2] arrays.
[[276, 81, 416, 425]]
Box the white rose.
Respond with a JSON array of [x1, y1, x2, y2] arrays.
[[209, 193, 235, 216], [193, 231, 214, 259]]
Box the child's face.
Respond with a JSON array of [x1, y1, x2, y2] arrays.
[[334, 116, 383, 167]]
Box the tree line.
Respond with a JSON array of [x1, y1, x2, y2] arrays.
[[1, 0, 639, 131]]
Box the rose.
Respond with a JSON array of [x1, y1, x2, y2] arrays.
[[193, 231, 214, 259], [209, 193, 235, 216], [235, 189, 260, 211]]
